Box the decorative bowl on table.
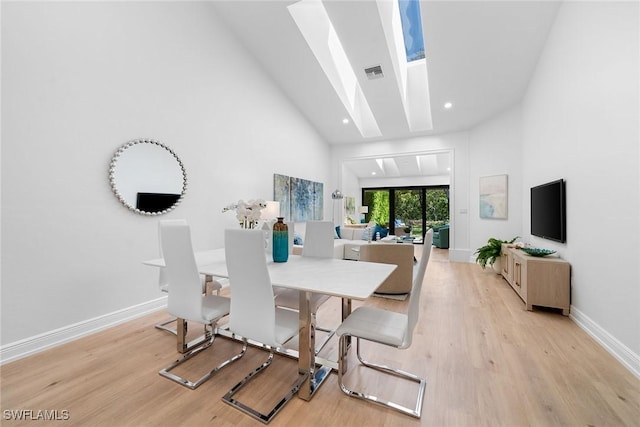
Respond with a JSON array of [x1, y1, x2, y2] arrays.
[[520, 247, 556, 257]]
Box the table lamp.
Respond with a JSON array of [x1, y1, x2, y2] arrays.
[[359, 206, 369, 223]]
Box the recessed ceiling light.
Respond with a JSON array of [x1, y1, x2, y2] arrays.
[[371, 172, 376, 175], [342, 118, 350, 124], [444, 102, 453, 109]]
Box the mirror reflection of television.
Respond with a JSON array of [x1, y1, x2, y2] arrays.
[[136, 192, 181, 213], [531, 179, 566, 243]]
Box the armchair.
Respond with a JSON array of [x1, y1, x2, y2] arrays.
[[432, 224, 450, 249]]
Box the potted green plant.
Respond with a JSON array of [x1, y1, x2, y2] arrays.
[[475, 236, 518, 273]]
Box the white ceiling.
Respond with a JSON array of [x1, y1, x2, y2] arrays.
[[213, 0, 561, 178], [343, 152, 451, 179]]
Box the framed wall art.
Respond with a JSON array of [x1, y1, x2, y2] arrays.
[[344, 196, 355, 223], [479, 174, 508, 219]]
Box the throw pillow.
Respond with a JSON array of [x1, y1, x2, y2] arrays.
[[335, 226, 341, 239], [361, 227, 374, 241], [373, 224, 388, 239]]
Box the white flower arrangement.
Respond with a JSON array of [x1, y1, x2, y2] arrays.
[[222, 199, 267, 229]]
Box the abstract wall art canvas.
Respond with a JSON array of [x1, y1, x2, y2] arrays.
[[274, 174, 291, 221], [274, 174, 323, 222], [479, 174, 508, 219], [313, 181, 323, 220]]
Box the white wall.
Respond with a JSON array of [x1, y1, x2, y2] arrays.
[[331, 132, 471, 261], [521, 2, 639, 364], [468, 105, 524, 259], [1, 2, 330, 346], [340, 165, 360, 225]]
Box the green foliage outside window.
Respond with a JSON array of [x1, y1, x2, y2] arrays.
[[426, 189, 449, 225], [368, 191, 389, 227], [395, 190, 421, 226], [364, 187, 449, 231]]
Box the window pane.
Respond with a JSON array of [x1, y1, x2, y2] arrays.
[[395, 189, 422, 240], [425, 188, 449, 227]]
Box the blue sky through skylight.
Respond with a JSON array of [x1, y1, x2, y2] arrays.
[[399, 0, 425, 62]]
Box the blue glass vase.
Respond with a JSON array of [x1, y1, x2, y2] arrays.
[[272, 217, 288, 263]]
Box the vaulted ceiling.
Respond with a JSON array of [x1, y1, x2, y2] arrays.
[[213, 0, 561, 178]]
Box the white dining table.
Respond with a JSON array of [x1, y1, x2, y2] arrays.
[[143, 248, 396, 401]]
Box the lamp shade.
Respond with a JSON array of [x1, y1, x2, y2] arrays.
[[331, 189, 343, 200]]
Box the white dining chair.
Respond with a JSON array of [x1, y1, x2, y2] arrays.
[[155, 219, 223, 335], [222, 229, 306, 423], [274, 220, 335, 354], [158, 222, 245, 389], [335, 229, 433, 418]]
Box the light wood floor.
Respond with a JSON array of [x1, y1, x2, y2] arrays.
[[2, 248, 639, 426]]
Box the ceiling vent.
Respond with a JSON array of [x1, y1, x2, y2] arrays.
[[364, 65, 384, 80]]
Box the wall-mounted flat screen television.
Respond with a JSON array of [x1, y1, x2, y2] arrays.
[[136, 192, 181, 213], [531, 179, 566, 243]]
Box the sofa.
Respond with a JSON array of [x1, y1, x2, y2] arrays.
[[432, 224, 450, 249], [292, 224, 377, 260], [338, 225, 377, 260], [358, 243, 414, 294]]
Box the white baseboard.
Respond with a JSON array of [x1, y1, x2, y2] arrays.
[[0, 296, 168, 366], [570, 305, 640, 379]]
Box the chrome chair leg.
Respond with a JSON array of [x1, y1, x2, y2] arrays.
[[159, 324, 247, 390], [309, 309, 335, 355], [314, 325, 335, 355], [337, 335, 426, 418], [222, 342, 308, 424], [155, 316, 178, 335]]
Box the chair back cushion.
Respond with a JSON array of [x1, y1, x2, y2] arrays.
[[301, 221, 334, 258], [160, 221, 205, 321], [158, 219, 188, 292], [225, 229, 279, 347], [405, 229, 433, 348]]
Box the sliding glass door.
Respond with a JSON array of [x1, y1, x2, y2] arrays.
[[395, 189, 423, 241], [362, 186, 449, 244]]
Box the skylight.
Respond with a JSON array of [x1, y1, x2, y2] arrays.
[[378, 0, 433, 131], [398, 0, 425, 62]]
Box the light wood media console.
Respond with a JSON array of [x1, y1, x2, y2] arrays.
[[500, 245, 571, 316]]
